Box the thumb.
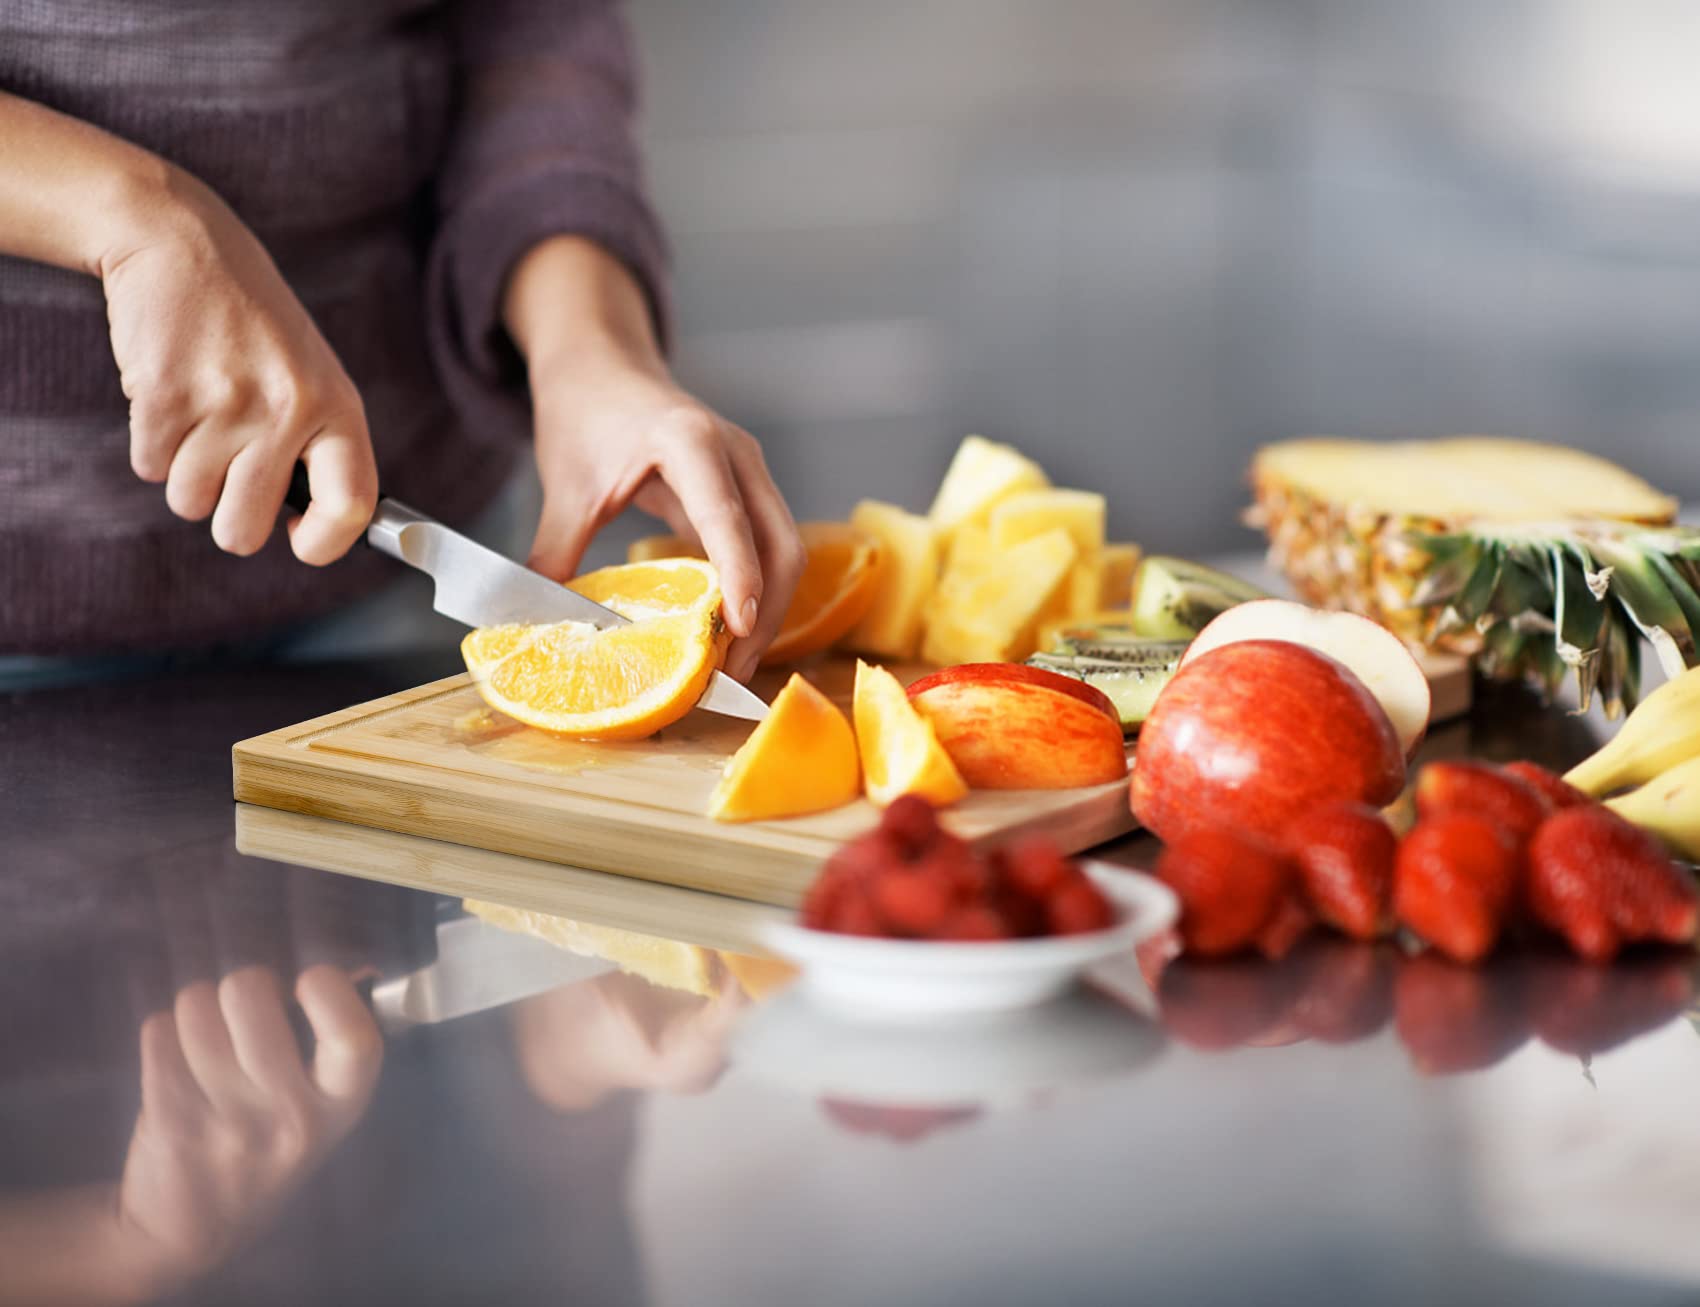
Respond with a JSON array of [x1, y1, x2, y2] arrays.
[[528, 492, 598, 581]]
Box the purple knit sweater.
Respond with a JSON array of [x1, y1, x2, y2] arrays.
[[0, 0, 668, 654]]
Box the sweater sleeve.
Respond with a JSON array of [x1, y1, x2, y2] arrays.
[[428, 0, 671, 443]]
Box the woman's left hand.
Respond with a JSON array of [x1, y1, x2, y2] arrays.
[[506, 237, 804, 682]]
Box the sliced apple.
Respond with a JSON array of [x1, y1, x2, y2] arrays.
[[908, 662, 1128, 790], [1180, 599, 1431, 758]]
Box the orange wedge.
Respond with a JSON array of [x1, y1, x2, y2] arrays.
[[852, 660, 968, 808], [627, 534, 704, 564], [569, 556, 720, 620], [761, 523, 884, 666], [708, 672, 860, 822], [461, 557, 726, 740]]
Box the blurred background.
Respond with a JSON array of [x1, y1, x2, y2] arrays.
[[565, 0, 1700, 564]]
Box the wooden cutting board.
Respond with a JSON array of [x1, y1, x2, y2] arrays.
[[232, 654, 1471, 908]]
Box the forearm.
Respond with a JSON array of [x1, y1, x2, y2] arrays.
[[501, 235, 666, 378], [0, 91, 180, 277], [0, 1186, 172, 1307]]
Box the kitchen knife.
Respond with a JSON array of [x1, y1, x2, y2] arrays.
[[366, 914, 618, 1031], [285, 468, 767, 721]]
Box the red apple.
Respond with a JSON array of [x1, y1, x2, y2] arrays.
[[1130, 640, 1405, 845], [1181, 599, 1432, 758], [908, 664, 1127, 790]]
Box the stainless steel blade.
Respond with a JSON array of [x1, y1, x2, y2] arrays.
[[368, 500, 768, 721], [368, 915, 616, 1029]]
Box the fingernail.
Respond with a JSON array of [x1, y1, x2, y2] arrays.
[[740, 596, 759, 634]]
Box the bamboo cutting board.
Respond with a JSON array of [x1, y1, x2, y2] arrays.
[[232, 654, 1471, 908], [231, 660, 1140, 907]]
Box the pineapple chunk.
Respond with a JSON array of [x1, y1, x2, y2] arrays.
[[845, 499, 939, 660], [928, 435, 1050, 536], [990, 489, 1107, 621], [922, 526, 1077, 666], [989, 488, 1107, 554], [1099, 543, 1143, 608]]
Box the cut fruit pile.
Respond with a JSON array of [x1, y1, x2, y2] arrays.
[[1249, 435, 1699, 715], [800, 795, 1115, 941], [461, 557, 727, 740]]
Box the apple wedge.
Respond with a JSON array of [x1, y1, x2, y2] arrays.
[[907, 663, 1128, 790], [1180, 599, 1431, 758]]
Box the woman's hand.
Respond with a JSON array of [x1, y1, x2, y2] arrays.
[[100, 171, 378, 564], [505, 236, 804, 681], [0, 92, 377, 564]]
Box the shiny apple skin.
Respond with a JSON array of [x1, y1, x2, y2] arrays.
[[1130, 640, 1405, 844], [909, 672, 1129, 790]]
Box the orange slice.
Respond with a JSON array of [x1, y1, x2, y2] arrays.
[[708, 672, 860, 822], [462, 609, 723, 740], [851, 660, 968, 808], [627, 534, 705, 564], [569, 556, 720, 621], [761, 523, 884, 666]]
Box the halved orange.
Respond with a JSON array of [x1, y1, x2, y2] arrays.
[[851, 660, 968, 808], [707, 672, 859, 822], [627, 534, 704, 565], [569, 556, 720, 621], [461, 558, 727, 740], [761, 523, 883, 666]]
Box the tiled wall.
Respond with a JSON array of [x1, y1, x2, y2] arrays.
[[625, 0, 1700, 555]]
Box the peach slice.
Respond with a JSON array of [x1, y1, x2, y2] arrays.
[[1180, 599, 1431, 758], [907, 662, 1129, 790], [708, 673, 860, 822], [852, 661, 969, 808]]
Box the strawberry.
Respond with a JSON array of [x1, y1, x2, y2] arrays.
[[1288, 940, 1396, 1044], [880, 792, 940, 853], [1500, 761, 1589, 811], [870, 866, 955, 936], [1523, 949, 1696, 1057], [1526, 805, 1700, 962], [1045, 877, 1115, 935], [1414, 760, 1552, 846], [1285, 801, 1396, 940], [1253, 890, 1314, 961], [1394, 812, 1520, 963], [1393, 952, 1528, 1075], [933, 903, 1015, 941], [1154, 828, 1293, 957], [1001, 836, 1075, 901]]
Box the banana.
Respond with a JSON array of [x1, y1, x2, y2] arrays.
[[1565, 664, 1700, 796], [1607, 753, 1700, 862]]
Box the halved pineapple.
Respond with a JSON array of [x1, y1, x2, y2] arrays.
[[1249, 435, 1695, 715]]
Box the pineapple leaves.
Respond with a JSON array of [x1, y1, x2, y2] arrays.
[[1590, 536, 1694, 680]]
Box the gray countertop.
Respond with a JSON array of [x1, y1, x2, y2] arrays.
[[3, 651, 1696, 1307]]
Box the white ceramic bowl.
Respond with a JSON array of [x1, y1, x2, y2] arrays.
[[759, 861, 1178, 1022]]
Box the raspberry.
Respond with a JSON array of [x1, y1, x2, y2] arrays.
[[871, 867, 955, 936], [934, 904, 1014, 941], [1001, 837, 1074, 901], [1045, 878, 1115, 935], [880, 793, 940, 853]]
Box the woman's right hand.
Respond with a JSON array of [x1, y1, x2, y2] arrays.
[[99, 167, 378, 564]]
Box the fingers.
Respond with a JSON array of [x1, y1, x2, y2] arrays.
[[295, 965, 383, 1108], [527, 488, 599, 582], [217, 967, 314, 1102], [172, 982, 254, 1119], [211, 439, 295, 557], [286, 425, 378, 566], [657, 411, 763, 641], [724, 430, 805, 680], [138, 1010, 209, 1134]]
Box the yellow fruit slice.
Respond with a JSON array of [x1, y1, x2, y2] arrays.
[[462, 610, 724, 741], [1099, 543, 1143, 608], [569, 556, 720, 621], [708, 673, 860, 822], [927, 435, 1050, 536], [921, 525, 1077, 665], [846, 499, 940, 660], [760, 523, 883, 666], [852, 660, 968, 808]]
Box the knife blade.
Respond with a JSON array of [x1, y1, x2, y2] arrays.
[[366, 915, 618, 1030], [285, 470, 767, 721]]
